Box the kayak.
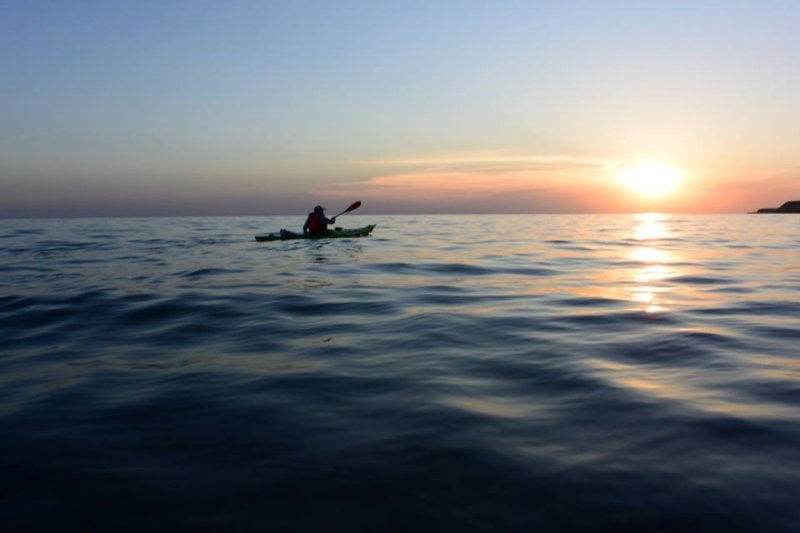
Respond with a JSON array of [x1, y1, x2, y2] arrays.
[[255, 224, 376, 242]]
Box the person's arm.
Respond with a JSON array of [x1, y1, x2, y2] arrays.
[[303, 217, 310, 233], [324, 215, 336, 225]]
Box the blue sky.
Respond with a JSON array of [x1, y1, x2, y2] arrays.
[[2, 0, 799, 216]]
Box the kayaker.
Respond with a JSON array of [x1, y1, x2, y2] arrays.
[[303, 205, 336, 234]]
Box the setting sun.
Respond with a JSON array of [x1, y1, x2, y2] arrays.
[[618, 162, 684, 198]]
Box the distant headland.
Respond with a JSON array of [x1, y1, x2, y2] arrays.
[[751, 201, 800, 214]]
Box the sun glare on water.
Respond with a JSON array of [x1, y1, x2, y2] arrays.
[[618, 162, 683, 198]]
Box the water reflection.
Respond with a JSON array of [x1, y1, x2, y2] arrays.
[[628, 214, 679, 314], [280, 241, 369, 290], [305, 241, 365, 265], [634, 212, 668, 241], [631, 289, 664, 314], [630, 247, 669, 264]]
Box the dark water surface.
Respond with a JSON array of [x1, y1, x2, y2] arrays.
[[1, 214, 799, 531]]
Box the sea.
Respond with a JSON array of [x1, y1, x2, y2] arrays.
[[1, 214, 798, 532]]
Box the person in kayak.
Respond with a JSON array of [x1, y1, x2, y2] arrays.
[[303, 205, 336, 234]]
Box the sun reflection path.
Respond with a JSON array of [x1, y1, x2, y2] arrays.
[[634, 213, 668, 241], [628, 214, 680, 314]]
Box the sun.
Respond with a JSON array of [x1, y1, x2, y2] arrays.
[[618, 162, 683, 198]]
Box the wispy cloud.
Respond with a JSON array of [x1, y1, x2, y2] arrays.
[[330, 152, 619, 212], [356, 152, 616, 173]]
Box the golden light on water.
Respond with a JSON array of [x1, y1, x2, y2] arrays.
[[587, 359, 793, 420], [628, 214, 676, 314], [630, 247, 670, 264], [618, 162, 683, 198], [633, 264, 673, 284], [634, 213, 668, 240], [631, 289, 664, 314]]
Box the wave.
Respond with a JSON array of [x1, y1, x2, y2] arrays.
[[1, 214, 799, 530]]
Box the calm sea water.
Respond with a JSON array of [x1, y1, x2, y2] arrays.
[[1, 214, 799, 531]]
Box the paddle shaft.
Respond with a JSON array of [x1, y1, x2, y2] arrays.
[[333, 201, 361, 218]]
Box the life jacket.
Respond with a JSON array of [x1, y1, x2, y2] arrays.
[[305, 212, 327, 233]]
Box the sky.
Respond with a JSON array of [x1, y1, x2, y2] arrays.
[[2, 0, 799, 216]]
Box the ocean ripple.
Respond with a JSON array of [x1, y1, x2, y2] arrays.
[[1, 214, 799, 531]]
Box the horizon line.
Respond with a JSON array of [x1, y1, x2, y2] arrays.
[[0, 211, 757, 220]]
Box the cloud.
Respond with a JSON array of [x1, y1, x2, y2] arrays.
[[336, 152, 616, 212], [356, 152, 615, 173], [345, 171, 548, 198]]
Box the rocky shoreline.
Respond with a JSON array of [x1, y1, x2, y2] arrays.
[[751, 200, 800, 213]]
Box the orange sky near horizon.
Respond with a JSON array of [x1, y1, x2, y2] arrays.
[[325, 153, 798, 214], [1, 2, 799, 217]]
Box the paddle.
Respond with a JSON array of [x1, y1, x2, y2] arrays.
[[332, 201, 361, 218]]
